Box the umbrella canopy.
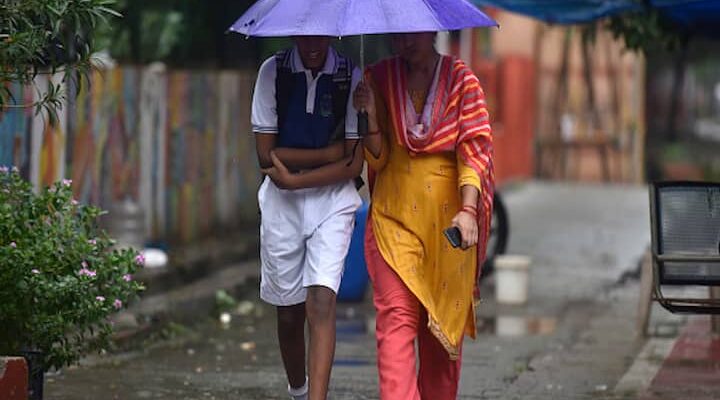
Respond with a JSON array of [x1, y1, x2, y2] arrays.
[[229, 0, 498, 37]]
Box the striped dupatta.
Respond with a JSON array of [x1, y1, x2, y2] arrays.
[[368, 55, 495, 292]]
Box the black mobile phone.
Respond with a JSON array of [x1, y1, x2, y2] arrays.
[[443, 226, 462, 248]]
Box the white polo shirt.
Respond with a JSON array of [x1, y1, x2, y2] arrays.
[[251, 46, 361, 139]]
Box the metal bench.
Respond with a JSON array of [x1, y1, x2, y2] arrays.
[[637, 181, 720, 335]]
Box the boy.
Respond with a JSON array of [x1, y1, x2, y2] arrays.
[[251, 35, 363, 400]]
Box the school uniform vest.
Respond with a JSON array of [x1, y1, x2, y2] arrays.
[[277, 74, 337, 149], [275, 49, 352, 149]]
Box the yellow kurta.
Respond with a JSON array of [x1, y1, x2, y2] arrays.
[[366, 89, 481, 359]]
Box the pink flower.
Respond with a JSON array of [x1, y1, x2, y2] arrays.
[[71, 199, 79, 206], [78, 268, 96, 277], [123, 274, 132, 282], [31, 269, 40, 274], [135, 254, 145, 266], [0, 166, 8, 173], [9, 242, 16, 248], [88, 239, 97, 246], [113, 299, 122, 309], [96, 296, 105, 302], [61, 179, 72, 187], [82, 261, 88, 268]]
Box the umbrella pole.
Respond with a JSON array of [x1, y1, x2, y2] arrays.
[[360, 34, 365, 78], [357, 34, 368, 136]]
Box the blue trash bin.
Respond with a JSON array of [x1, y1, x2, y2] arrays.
[[337, 201, 370, 302]]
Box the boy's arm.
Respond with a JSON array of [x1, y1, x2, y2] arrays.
[[256, 134, 344, 170], [262, 139, 363, 189], [271, 141, 345, 170]]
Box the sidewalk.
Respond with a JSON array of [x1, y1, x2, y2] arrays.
[[641, 317, 720, 399], [617, 312, 720, 400], [111, 229, 260, 345]]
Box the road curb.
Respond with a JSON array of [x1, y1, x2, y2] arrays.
[[0, 357, 28, 400]]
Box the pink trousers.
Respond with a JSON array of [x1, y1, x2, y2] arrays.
[[365, 223, 463, 400]]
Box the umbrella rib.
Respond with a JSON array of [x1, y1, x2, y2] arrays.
[[261, 0, 285, 35], [420, 0, 445, 31]]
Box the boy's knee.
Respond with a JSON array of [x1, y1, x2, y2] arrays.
[[277, 304, 305, 328], [306, 286, 336, 322]]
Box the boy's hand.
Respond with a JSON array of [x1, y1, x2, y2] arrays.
[[262, 151, 299, 189]]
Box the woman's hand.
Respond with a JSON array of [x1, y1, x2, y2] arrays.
[[353, 81, 377, 125], [261, 151, 300, 190], [451, 210, 478, 250]]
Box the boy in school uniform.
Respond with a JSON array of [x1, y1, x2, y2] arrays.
[[251, 35, 364, 400]]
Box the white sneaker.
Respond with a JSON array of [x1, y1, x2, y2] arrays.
[[288, 377, 308, 400]]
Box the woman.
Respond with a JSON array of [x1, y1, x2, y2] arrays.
[[353, 32, 494, 399]]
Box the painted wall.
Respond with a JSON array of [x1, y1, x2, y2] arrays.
[[0, 65, 259, 244]]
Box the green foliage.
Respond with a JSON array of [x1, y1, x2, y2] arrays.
[[0, 0, 120, 119], [94, 0, 184, 64], [0, 168, 144, 371], [214, 289, 237, 316], [606, 9, 686, 54], [96, 0, 260, 68]]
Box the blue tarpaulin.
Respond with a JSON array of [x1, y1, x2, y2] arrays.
[[652, 0, 720, 37], [471, 0, 642, 24], [473, 0, 720, 37]]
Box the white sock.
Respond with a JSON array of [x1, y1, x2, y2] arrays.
[[288, 376, 308, 400]]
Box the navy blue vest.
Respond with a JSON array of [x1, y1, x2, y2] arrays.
[[277, 73, 337, 149]]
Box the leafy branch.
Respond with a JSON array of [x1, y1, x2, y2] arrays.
[[606, 8, 687, 54], [0, 0, 121, 120]]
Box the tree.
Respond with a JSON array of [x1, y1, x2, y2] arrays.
[[606, 9, 686, 54], [0, 0, 120, 120]]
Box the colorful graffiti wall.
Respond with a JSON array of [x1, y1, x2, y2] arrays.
[[0, 66, 259, 243]]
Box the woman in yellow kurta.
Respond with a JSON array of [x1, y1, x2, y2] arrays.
[[353, 32, 494, 400]]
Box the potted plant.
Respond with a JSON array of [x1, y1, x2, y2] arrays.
[[0, 167, 144, 399]]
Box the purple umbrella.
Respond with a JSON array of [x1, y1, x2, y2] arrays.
[[229, 0, 498, 37], [229, 0, 498, 134]]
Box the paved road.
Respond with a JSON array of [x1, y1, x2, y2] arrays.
[[47, 182, 652, 400]]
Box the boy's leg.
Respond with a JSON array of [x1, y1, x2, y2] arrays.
[[303, 192, 359, 399], [258, 178, 309, 397], [277, 303, 307, 390], [305, 286, 337, 400], [417, 308, 463, 400]]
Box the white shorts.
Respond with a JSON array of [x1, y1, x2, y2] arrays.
[[258, 177, 362, 306]]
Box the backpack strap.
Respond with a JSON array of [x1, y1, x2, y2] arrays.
[[275, 49, 354, 141], [330, 54, 354, 142], [275, 49, 293, 133]]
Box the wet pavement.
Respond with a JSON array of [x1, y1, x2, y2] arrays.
[[45, 182, 662, 399]]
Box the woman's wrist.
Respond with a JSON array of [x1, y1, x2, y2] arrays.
[[460, 205, 477, 218]]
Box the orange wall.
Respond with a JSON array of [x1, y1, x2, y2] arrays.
[[473, 55, 536, 186]]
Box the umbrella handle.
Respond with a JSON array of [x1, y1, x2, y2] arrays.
[[357, 110, 368, 137]]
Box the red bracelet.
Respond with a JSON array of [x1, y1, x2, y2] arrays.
[[459, 210, 477, 218], [462, 205, 477, 213], [460, 206, 477, 218]]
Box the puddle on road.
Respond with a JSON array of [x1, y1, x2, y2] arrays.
[[336, 305, 557, 339], [477, 315, 557, 337]]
